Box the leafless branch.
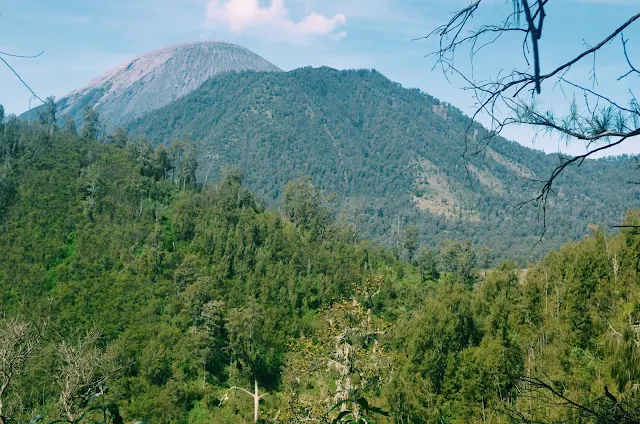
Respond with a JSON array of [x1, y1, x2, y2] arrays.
[[619, 34, 640, 80], [510, 373, 640, 423], [0, 50, 43, 59], [220, 385, 256, 402], [558, 78, 637, 116], [0, 55, 44, 104], [518, 129, 639, 226], [424, 1, 640, 234], [0, 317, 43, 423], [56, 330, 117, 423], [0, 14, 45, 105]]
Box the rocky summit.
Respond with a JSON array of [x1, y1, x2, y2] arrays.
[[21, 42, 281, 128]]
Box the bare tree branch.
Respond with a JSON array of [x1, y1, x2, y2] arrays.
[[0, 50, 43, 59], [0, 317, 43, 424], [0, 10, 45, 106], [56, 330, 117, 423], [0, 55, 44, 104], [619, 33, 640, 80], [424, 1, 640, 234], [510, 373, 640, 423]]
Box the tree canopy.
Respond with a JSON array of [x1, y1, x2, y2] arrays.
[[1, 108, 640, 423], [127, 67, 640, 263]]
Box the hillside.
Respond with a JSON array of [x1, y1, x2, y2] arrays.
[[1, 116, 639, 424], [128, 66, 639, 262], [20, 42, 282, 129]]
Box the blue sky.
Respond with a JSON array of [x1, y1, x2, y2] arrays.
[[1, 0, 639, 156]]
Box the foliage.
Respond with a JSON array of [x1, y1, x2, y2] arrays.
[[30, 402, 125, 424], [0, 117, 412, 422], [126, 67, 640, 263], [326, 395, 391, 424], [282, 276, 393, 423], [1, 111, 640, 423]]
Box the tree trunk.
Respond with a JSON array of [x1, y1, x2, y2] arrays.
[[0, 377, 9, 423], [254, 377, 259, 423]]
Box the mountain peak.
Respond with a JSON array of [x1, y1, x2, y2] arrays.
[[24, 42, 282, 128], [147, 40, 254, 53]]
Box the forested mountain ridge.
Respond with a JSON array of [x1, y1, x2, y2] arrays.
[[15, 40, 637, 263], [127, 66, 639, 262], [20, 42, 282, 129], [1, 112, 640, 424]]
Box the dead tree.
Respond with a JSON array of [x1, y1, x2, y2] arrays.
[[55, 331, 117, 423], [219, 381, 267, 424], [0, 317, 42, 424]]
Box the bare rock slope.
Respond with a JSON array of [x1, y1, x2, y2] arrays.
[[23, 42, 282, 128]]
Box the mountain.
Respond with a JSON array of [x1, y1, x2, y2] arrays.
[[3, 42, 640, 424], [17, 40, 637, 263], [21, 41, 282, 128], [2, 113, 640, 424], [127, 66, 639, 262]]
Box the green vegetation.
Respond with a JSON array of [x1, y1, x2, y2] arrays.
[[127, 67, 640, 263], [2, 106, 640, 423], [0, 113, 412, 422]]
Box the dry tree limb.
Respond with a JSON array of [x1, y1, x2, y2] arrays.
[[424, 1, 640, 234], [0, 10, 45, 105]]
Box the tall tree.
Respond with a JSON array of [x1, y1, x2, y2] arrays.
[[388, 283, 482, 422], [38, 96, 57, 133], [82, 107, 100, 140], [403, 225, 420, 263], [153, 144, 173, 181], [416, 248, 439, 282], [169, 138, 186, 183], [109, 127, 127, 148], [62, 114, 77, 136], [439, 239, 479, 288], [179, 141, 200, 190], [221, 300, 279, 423], [283, 177, 331, 239]]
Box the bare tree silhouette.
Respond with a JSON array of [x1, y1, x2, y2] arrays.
[[425, 1, 640, 231]]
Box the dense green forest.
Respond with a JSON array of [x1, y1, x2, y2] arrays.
[[1, 109, 640, 423], [127, 67, 639, 263]]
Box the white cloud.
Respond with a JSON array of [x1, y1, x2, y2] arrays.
[[205, 0, 346, 39], [333, 30, 347, 41]]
